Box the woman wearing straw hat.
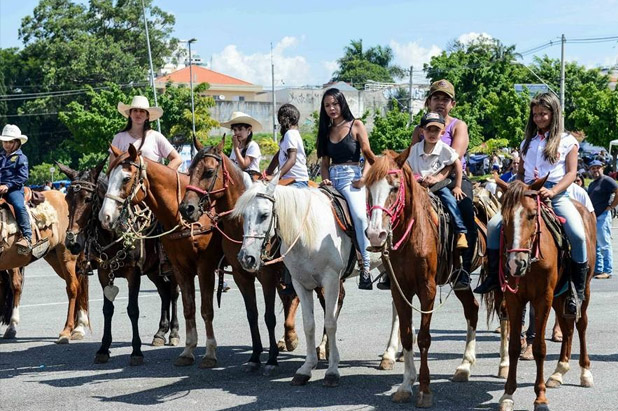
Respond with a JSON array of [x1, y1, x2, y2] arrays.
[[110, 95, 182, 169], [0, 124, 32, 254], [221, 111, 262, 180]]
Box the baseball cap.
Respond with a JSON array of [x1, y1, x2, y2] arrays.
[[428, 79, 455, 99], [420, 112, 445, 129], [589, 160, 603, 168]]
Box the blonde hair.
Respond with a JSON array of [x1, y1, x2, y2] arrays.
[[521, 92, 563, 164]]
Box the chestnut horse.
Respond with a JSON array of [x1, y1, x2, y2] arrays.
[[364, 152, 500, 407], [495, 179, 595, 411], [58, 162, 181, 365], [0, 190, 89, 343]]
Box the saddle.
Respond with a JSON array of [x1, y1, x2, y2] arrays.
[[539, 202, 571, 297], [427, 192, 456, 286]]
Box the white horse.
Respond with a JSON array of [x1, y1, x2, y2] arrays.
[[233, 175, 390, 386]]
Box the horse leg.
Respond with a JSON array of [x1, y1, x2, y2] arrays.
[[453, 288, 480, 382], [547, 297, 574, 388], [3, 268, 23, 339], [45, 253, 78, 344], [149, 272, 171, 346], [416, 288, 436, 408], [291, 281, 318, 386], [259, 268, 280, 375], [196, 264, 217, 369], [391, 292, 416, 404], [169, 281, 181, 346], [499, 298, 525, 411], [576, 286, 593, 387], [71, 271, 90, 340], [379, 300, 400, 370], [233, 270, 264, 372], [498, 317, 510, 379], [315, 287, 328, 360], [175, 272, 198, 366], [127, 272, 144, 366], [322, 275, 342, 387], [276, 287, 299, 352], [528, 297, 552, 410], [95, 271, 114, 364]]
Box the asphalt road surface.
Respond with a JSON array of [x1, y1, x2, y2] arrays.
[[1, 221, 617, 411]]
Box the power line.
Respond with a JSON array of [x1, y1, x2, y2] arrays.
[[0, 82, 147, 101]]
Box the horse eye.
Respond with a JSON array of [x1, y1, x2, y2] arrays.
[[204, 168, 215, 178], [84, 196, 92, 203], [122, 177, 131, 184], [259, 212, 269, 222], [527, 212, 537, 220]]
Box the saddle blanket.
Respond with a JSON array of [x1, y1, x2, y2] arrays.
[[0, 201, 59, 243]]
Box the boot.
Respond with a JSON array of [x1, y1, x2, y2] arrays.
[[358, 268, 373, 290], [455, 233, 469, 250], [565, 261, 588, 318], [474, 249, 501, 294], [453, 270, 471, 291], [376, 272, 391, 290], [280, 267, 295, 296], [16, 236, 32, 255]]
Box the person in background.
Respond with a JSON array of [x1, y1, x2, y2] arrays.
[[58, 182, 67, 194], [221, 111, 262, 180], [43, 181, 52, 191]]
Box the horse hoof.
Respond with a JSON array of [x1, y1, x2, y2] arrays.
[[499, 399, 514, 411], [534, 403, 550, 411], [277, 339, 287, 352], [286, 337, 299, 352], [56, 335, 70, 344], [130, 356, 144, 366], [263, 365, 278, 377], [452, 367, 470, 382], [243, 362, 261, 373], [379, 358, 395, 370], [198, 357, 217, 369], [391, 390, 412, 403], [316, 347, 327, 361], [416, 391, 433, 408], [291, 373, 311, 386], [396, 352, 405, 362], [546, 377, 562, 388], [94, 353, 110, 364], [70, 331, 84, 341], [581, 375, 594, 388], [174, 355, 194, 367], [323, 373, 340, 388], [169, 337, 180, 346], [498, 366, 509, 379], [152, 336, 166, 347], [3, 328, 16, 339]]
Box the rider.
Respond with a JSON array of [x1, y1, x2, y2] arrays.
[[221, 111, 262, 181], [316, 88, 376, 290], [408, 79, 477, 291], [475, 92, 588, 318], [0, 124, 31, 255]]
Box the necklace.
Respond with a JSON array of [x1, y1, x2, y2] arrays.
[[333, 119, 348, 128]]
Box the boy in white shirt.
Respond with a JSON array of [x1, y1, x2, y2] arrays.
[[407, 112, 468, 249]]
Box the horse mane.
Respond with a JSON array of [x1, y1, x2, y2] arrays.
[[365, 155, 392, 186], [501, 180, 528, 226]]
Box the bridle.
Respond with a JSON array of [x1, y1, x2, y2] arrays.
[[185, 151, 232, 215], [242, 191, 279, 264], [367, 169, 415, 251], [65, 179, 100, 245]]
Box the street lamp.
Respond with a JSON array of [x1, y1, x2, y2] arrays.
[[49, 166, 55, 185], [140, 0, 161, 132], [185, 38, 198, 157]]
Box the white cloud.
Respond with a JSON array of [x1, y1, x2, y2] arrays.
[[322, 60, 339, 78], [390, 40, 442, 69], [457, 32, 494, 46], [212, 37, 312, 86]]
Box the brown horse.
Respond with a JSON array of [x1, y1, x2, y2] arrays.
[[0, 267, 24, 339], [364, 151, 497, 407], [58, 162, 181, 365], [495, 179, 595, 411], [0, 190, 89, 343]]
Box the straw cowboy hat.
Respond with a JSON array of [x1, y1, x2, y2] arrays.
[[117, 95, 163, 121], [0, 124, 28, 145], [220, 111, 262, 132]]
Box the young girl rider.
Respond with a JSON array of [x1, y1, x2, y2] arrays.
[[316, 88, 376, 290], [0, 124, 31, 255], [221, 111, 263, 180], [475, 92, 588, 318]]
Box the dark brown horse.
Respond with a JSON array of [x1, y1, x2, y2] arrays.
[[0, 267, 24, 339], [58, 162, 181, 365], [364, 151, 498, 407], [494, 179, 595, 411]]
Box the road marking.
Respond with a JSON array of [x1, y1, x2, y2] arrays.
[[20, 293, 160, 308]]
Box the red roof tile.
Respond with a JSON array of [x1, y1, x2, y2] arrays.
[[156, 66, 253, 86]]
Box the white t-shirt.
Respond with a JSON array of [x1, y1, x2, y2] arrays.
[[230, 140, 261, 173], [407, 140, 459, 178], [567, 184, 594, 213], [111, 130, 175, 163], [278, 129, 308, 181], [521, 132, 578, 184]]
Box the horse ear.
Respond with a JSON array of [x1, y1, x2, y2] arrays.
[[193, 133, 203, 152], [110, 145, 122, 157], [56, 162, 78, 181], [529, 173, 549, 191], [94, 158, 107, 180], [394, 146, 411, 168], [217, 134, 226, 153], [128, 144, 138, 160], [266, 172, 280, 195]]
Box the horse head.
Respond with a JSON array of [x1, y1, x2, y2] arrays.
[[232, 175, 279, 273], [99, 145, 148, 231], [58, 160, 105, 254], [500, 175, 548, 277], [179, 136, 227, 222]]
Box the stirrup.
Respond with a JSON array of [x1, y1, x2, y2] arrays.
[[376, 272, 391, 290], [358, 269, 373, 290]]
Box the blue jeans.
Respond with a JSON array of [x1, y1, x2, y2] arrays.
[[290, 180, 308, 188], [595, 210, 613, 274], [488, 182, 587, 263], [329, 164, 370, 270], [435, 187, 467, 234], [5, 188, 32, 240]]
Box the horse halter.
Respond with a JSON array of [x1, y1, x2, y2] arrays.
[[185, 152, 231, 214], [504, 190, 543, 262], [242, 190, 278, 263], [66, 179, 100, 244], [104, 155, 148, 206]]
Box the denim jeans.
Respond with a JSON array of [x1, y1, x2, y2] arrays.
[[487, 181, 587, 263], [290, 180, 308, 188], [595, 210, 613, 274], [329, 164, 370, 270], [5, 188, 32, 240], [435, 187, 467, 234]]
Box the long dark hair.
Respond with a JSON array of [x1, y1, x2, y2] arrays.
[[278, 104, 300, 140], [521, 92, 563, 164], [121, 109, 153, 151], [317, 88, 355, 158], [231, 123, 253, 156]]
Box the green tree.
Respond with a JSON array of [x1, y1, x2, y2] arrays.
[[569, 85, 618, 147], [162, 83, 219, 143], [369, 102, 412, 154]]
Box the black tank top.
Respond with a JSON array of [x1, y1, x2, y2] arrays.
[[326, 121, 361, 164]]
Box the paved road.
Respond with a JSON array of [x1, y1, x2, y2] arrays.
[[1, 221, 617, 411]]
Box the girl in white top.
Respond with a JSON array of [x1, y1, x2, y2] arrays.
[[110, 95, 181, 169], [266, 104, 309, 187], [221, 111, 262, 179]]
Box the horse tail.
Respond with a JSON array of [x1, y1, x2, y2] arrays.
[[0, 270, 15, 325], [76, 272, 90, 330]]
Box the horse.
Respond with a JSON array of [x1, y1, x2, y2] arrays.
[[494, 178, 595, 411], [0, 267, 24, 339], [0, 189, 89, 343], [363, 151, 501, 407], [58, 162, 181, 365]]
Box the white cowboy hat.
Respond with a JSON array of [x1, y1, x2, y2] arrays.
[[117, 95, 163, 121], [0, 124, 28, 145], [220, 111, 262, 132]]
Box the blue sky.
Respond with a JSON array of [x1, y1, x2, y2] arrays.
[[1, 0, 617, 87]]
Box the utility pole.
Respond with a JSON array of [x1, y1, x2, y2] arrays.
[[271, 43, 277, 141], [560, 34, 566, 130], [408, 65, 414, 127], [140, 0, 161, 132], [187, 38, 197, 157]]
